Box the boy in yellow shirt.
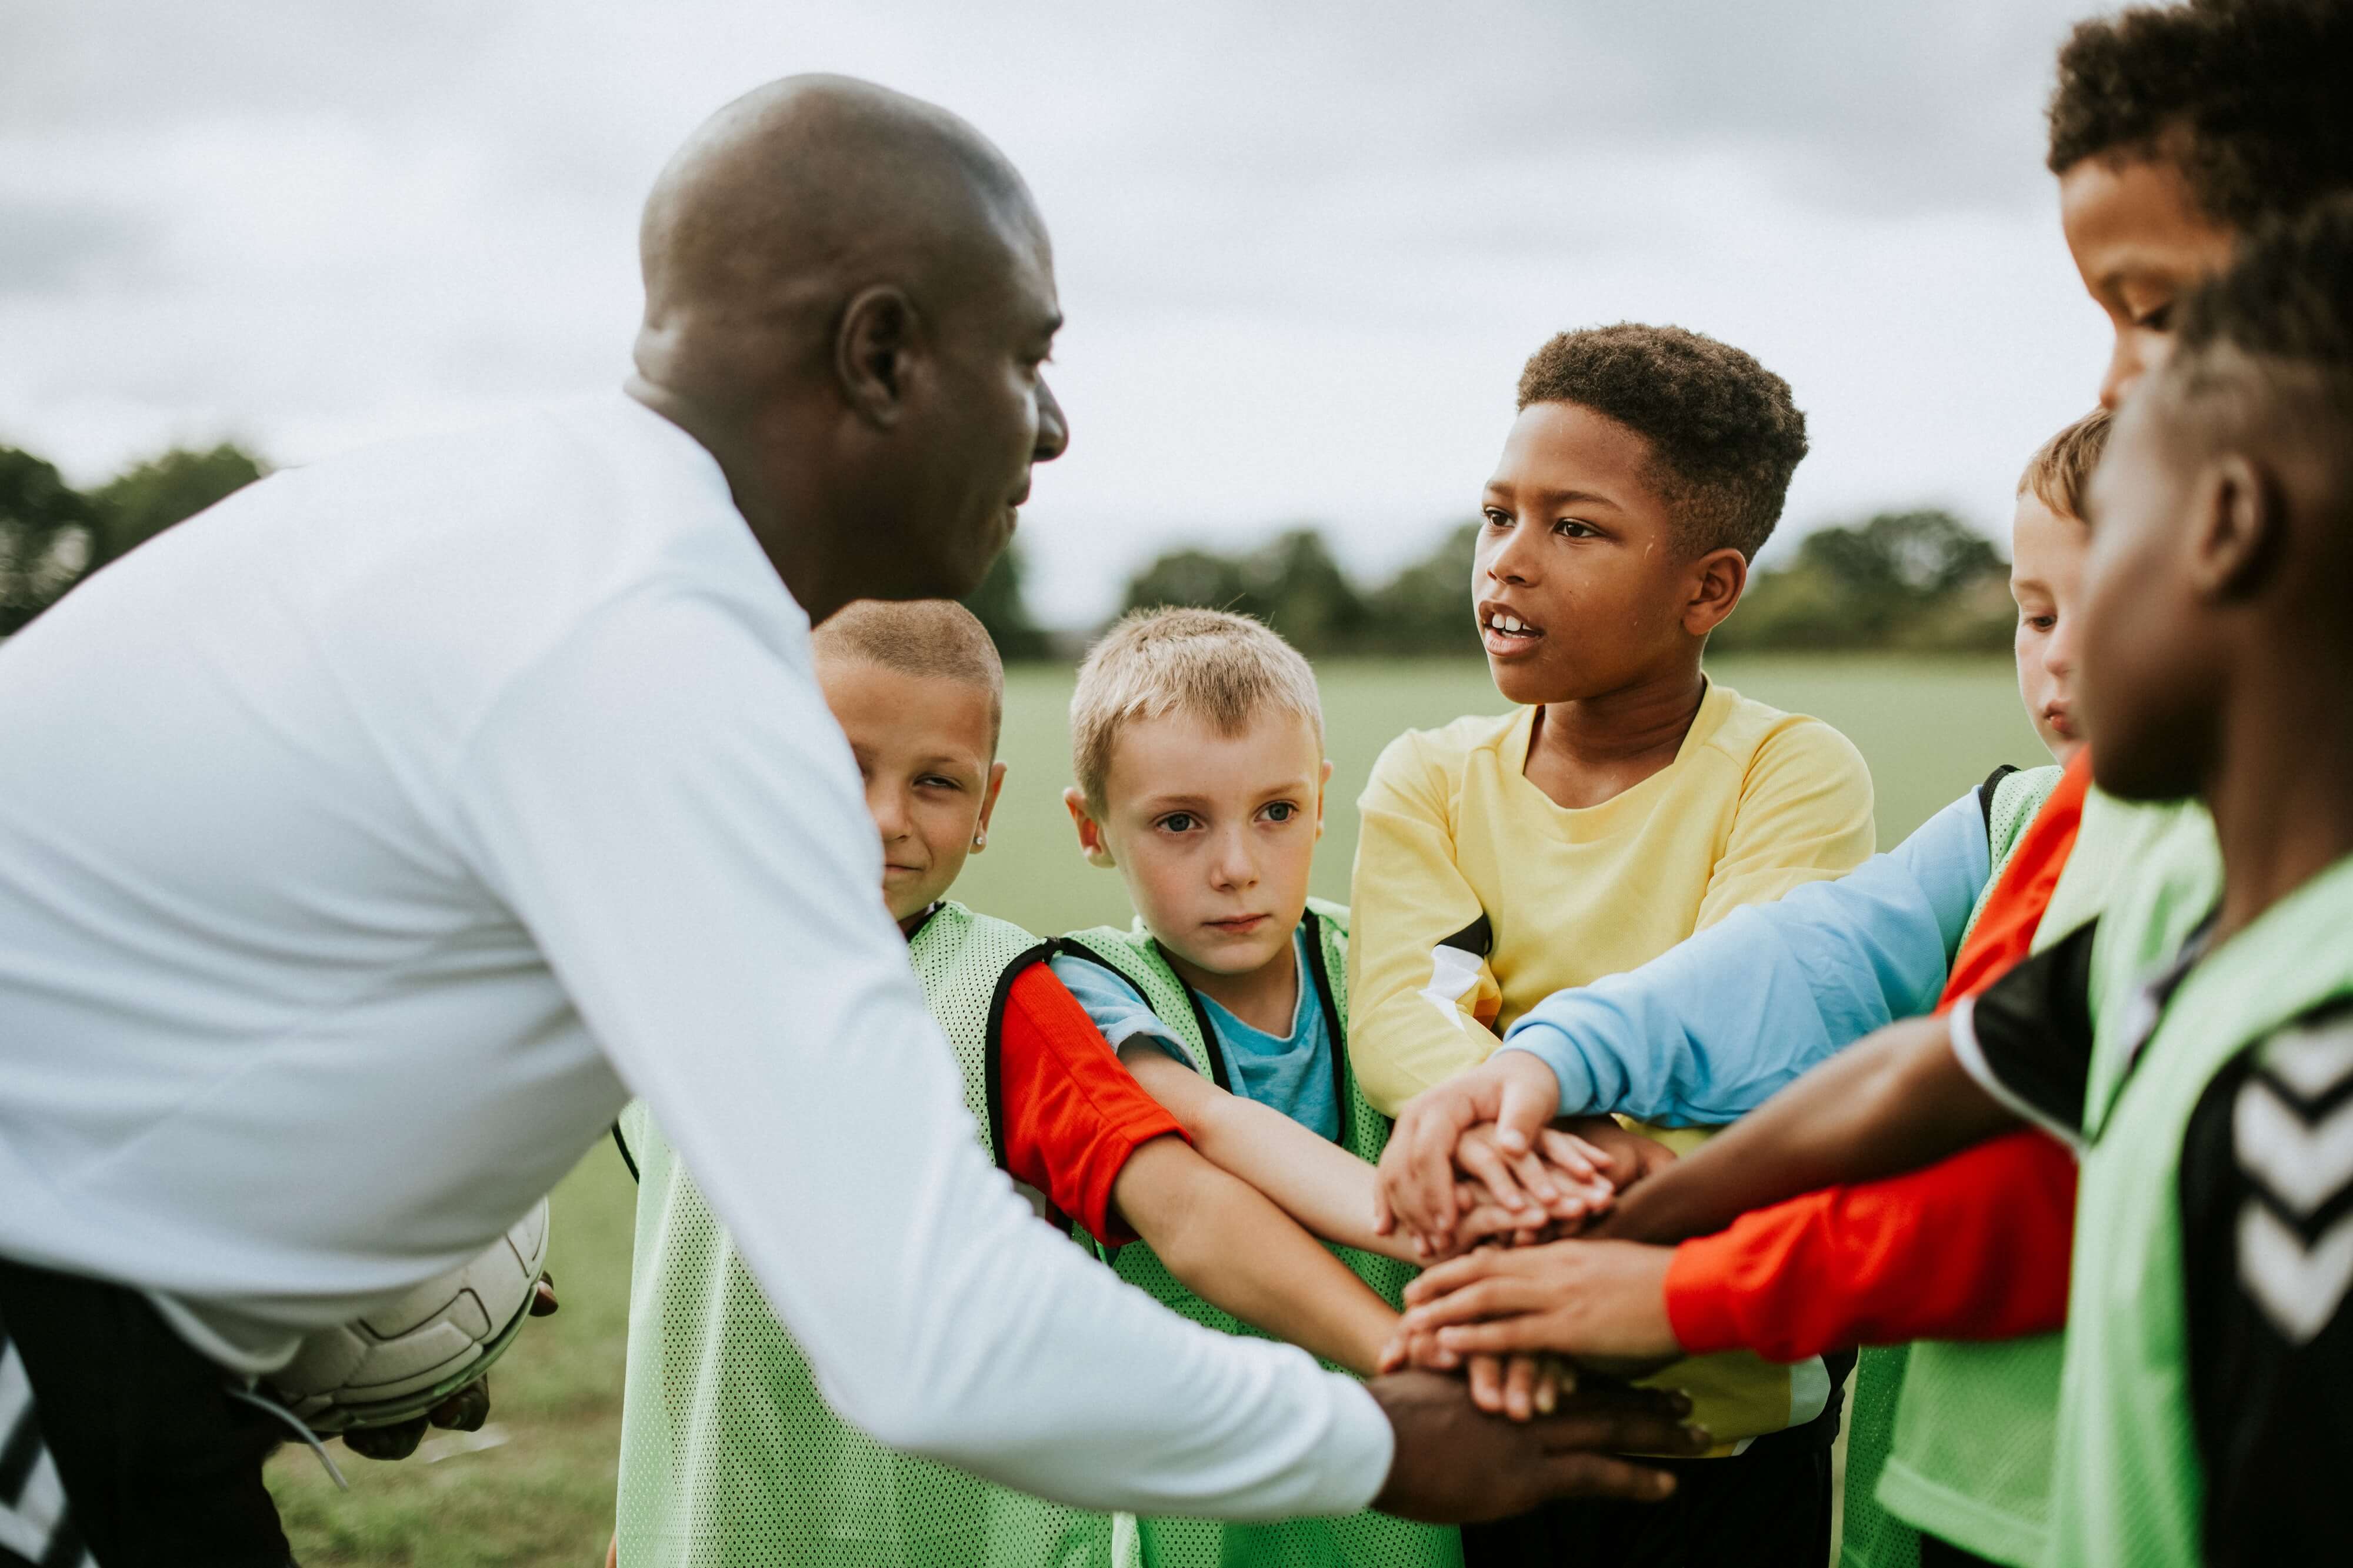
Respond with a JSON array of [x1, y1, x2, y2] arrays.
[[1347, 323, 1876, 1566]]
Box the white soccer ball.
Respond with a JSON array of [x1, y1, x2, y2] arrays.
[[268, 1199, 551, 1433]]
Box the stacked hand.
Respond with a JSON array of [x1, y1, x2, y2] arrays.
[[1372, 1054, 1682, 1416], [341, 1271, 560, 1460]]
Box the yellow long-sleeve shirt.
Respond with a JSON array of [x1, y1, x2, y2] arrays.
[[1347, 681, 1876, 1117]]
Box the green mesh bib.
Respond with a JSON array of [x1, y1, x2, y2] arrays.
[[1839, 765, 2061, 1568], [1058, 900, 1461, 1568], [613, 902, 1114, 1568], [2052, 835, 2353, 1567], [1873, 790, 2192, 1566]]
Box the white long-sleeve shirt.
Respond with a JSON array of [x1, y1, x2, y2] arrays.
[[0, 393, 1391, 1519]]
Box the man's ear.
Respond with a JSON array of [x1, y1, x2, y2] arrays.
[[1683, 547, 1749, 637], [835, 285, 925, 428], [1063, 786, 1116, 868], [972, 760, 1009, 850], [2189, 452, 2284, 601], [1315, 758, 1334, 840]]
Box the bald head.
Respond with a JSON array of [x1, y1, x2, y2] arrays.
[[627, 75, 1068, 622], [635, 75, 1039, 408]]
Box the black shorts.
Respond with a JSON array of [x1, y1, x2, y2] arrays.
[[1462, 1356, 1851, 1568], [0, 1254, 294, 1568]]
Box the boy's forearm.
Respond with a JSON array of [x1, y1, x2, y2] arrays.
[[1116, 1139, 1397, 1375], [1122, 1043, 1414, 1260], [1591, 1013, 2020, 1245]]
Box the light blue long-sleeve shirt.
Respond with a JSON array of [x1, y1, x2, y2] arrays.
[[1499, 786, 1992, 1126]]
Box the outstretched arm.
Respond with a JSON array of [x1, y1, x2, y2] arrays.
[[1114, 1136, 1400, 1374]]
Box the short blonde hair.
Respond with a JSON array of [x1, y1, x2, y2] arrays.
[[814, 599, 1005, 750], [2017, 408, 2112, 522], [1071, 607, 1323, 811]]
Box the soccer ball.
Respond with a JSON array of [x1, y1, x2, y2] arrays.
[[268, 1199, 551, 1433]]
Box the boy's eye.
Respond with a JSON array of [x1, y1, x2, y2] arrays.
[[2025, 615, 2057, 633], [916, 774, 963, 792], [1262, 802, 1298, 823], [1482, 507, 1512, 529], [1157, 812, 1198, 833], [2130, 301, 2174, 332], [1553, 518, 1598, 539]]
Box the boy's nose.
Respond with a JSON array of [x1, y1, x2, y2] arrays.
[[1208, 829, 1258, 889]]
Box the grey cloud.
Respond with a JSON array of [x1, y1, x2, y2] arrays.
[[0, 199, 157, 295]]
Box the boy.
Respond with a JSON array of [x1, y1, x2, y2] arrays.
[[1429, 199, 2353, 1568], [1054, 607, 1610, 1568], [1377, 6, 2353, 1562], [1392, 408, 2109, 1568], [1347, 322, 1876, 1564], [613, 600, 1428, 1567]]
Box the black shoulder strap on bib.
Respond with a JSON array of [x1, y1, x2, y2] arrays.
[[611, 1122, 639, 1185], [1299, 908, 1353, 1147], [1979, 763, 2021, 842], [982, 938, 1064, 1176]]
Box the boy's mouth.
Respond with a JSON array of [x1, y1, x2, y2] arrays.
[[1478, 601, 1545, 658], [1204, 914, 1270, 936]]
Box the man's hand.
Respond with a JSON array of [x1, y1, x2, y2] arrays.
[[1366, 1369, 1706, 1521], [1375, 1052, 1568, 1254], [1385, 1239, 1683, 1378], [340, 1379, 494, 1460]]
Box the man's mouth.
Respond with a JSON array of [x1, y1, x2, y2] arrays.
[[1478, 602, 1545, 657]]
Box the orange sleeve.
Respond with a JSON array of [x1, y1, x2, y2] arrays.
[[1664, 1129, 2076, 1363], [994, 965, 1187, 1246]]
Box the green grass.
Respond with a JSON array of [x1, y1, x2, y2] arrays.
[[268, 655, 2044, 1566]]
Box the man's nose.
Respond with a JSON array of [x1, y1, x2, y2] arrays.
[[1034, 377, 1069, 463]]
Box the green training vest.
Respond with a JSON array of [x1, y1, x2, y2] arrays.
[[614, 902, 1114, 1568], [1840, 765, 2062, 1568], [2051, 839, 2353, 1567], [1874, 789, 2202, 1567], [1058, 899, 1462, 1568]]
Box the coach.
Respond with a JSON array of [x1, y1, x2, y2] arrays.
[[0, 77, 1702, 1565]]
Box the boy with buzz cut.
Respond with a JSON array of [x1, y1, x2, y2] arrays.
[[1347, 322, 1875, 1566], [1052, 607, 1618, 1568], [612, 600, 1430, 1568]]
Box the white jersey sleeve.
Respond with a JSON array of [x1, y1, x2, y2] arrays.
[[448, 585, 1392, 1519]]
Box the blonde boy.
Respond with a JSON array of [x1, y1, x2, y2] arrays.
[[1053, 607, 1606, 1568]]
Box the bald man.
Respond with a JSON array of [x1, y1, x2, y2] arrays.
[[0, 78, 1703, 1567]]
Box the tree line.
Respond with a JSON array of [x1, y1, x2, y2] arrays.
[[1108, 509, 2016, 659], [5, 439, 2014, 659]]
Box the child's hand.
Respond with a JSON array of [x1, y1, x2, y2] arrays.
[[1375, 1052, 1565, 1255], [1553, 1116, 1679, 1192], [1374, 1326, 1571, 1424], [1455, 1123, 1617, 1227], [1393, 1238, 1685, 1378]]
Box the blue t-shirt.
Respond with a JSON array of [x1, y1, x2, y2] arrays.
[[1051, 925, 1341, 1142]]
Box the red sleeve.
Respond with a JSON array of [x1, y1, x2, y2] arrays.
[[995, 964, 1187, 1246], [1663, 1129, 2076, 1362]]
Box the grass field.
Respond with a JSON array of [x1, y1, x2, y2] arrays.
[[265, 655, 2044, 1566]]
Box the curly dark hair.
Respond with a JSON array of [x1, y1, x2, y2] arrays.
[[2047, 0, 2353, 232], [1515, 322, 1808, 561], [2174, 193, 2353, 382]]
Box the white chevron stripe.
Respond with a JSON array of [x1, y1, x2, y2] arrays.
[[0, 1340, 28, 1436], [2265, 1015, 2353, 1100], [2238, 1200, 2353, 1345], [1418, 945, 1485, 1029], [2235, 1076, 2353, 1216], [0, 1339, 78, 1564]]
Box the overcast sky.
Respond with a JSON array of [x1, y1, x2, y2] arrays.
[[4, 0, 2114, 624]]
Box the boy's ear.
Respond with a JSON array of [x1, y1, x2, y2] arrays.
[[1682, 546, 1749, 638], [1062, 786, 1118, 868], [1315, 758, 1333, 840], [972, 760, 1008, 851], [2188, 452, 2284, 602]]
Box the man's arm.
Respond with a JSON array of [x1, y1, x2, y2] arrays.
[[452, 593, 1398, 1519], [1345, 731, 1508, 1116]]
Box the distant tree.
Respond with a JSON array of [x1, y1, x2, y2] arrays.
[[1714, 508, 2007, 653], [89, 442, 268, 564], [961, 542, 1052, 661], [0, 447, 99, 635], [1361, 521, 1478, 656], [1119, 527, 1367, 653]]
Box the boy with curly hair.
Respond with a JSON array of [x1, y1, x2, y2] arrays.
[[1347, 322, 1877, 1565]]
